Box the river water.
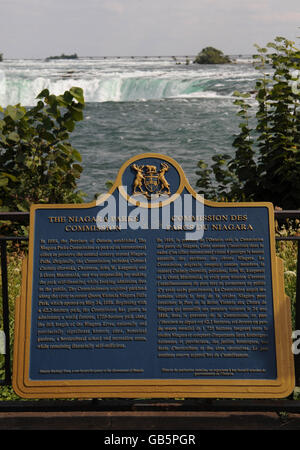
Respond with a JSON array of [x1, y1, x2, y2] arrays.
[[0, 55, 258, 199]]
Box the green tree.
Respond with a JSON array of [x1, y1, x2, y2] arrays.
[[193, 47, 231, 64], [0, 87, 85, 217], [196, 37, 300, 209]]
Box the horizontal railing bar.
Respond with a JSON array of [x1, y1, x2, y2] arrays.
[[0, 212, 29, 223], [276, 236, 300, 240], [0, 236, 28, 241], [0, 398, 300, 413], [274, 211, 300, 219]]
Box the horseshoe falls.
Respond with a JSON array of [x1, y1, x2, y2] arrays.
[[0, 55, 257, 199]]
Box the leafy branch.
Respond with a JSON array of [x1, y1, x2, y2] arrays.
[[196, 37, 300, 209], [0, 87, 86, 234]]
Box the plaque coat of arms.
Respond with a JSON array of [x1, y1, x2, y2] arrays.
[[132, 162, 171, 197]]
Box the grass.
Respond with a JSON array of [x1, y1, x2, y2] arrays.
[[276, 240, 298, 324], [275, 219, 299, 327], [0, 234, 298, 402], [0, 247, 25, 401]]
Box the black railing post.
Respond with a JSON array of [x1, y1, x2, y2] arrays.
[[0, 240, 11, 385]]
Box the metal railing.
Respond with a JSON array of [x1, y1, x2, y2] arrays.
[[0, 210, 300, 413]]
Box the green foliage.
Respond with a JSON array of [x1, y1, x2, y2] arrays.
[[193, 47, 231, 64], [196, 37, 300, 209], [0, 87, 86, 221]]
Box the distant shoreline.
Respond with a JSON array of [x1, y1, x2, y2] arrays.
[[45, 53, 78, 61], [1, 54, 254, 62]]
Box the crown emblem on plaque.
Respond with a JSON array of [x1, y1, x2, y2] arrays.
[[131, 163, 171, 198]]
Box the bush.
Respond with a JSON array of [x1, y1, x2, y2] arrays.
[[193, 47, 231, 64], [196, 37, 300, 209], [0, 87, 85, 219]]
